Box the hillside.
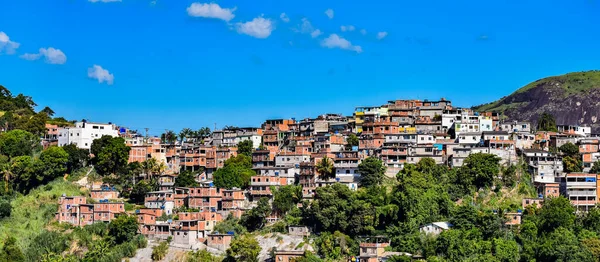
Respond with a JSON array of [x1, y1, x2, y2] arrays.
[[473, 70, 600, 132]]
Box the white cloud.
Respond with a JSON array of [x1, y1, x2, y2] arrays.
[[321, 34, 362, 53], [88, 65, 114, 85], [297, 18, 322, 38], [340, 25, 355, 32], [360, 29, 367, 35], [376, 31, 388, 40], [280, 13, 290, 23], [325, 9, 334, 19], [0, 32, 20, 55], [311, 29, 322, 38], [187, 2, 235, 22], [20, 47, 67, 64], [236, 17, 274, 39], [88, 0, 122, 2]]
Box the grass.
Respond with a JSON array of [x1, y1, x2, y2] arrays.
[[0, 179, 85, 249]]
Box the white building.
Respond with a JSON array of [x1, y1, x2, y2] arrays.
[[420, 222, 452, 236], [58, 121, 119, 150]]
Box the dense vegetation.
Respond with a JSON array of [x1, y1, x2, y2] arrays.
[[213, 153, 600, 262]]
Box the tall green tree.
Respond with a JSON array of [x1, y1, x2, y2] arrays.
[[345, 134, 359, 150], [62, 144, 90, 173], [538, 196, 575, 233], [93, 136, 130, 176], [213, 155, 254, 189], [461, 153, 501, 189], [241, 197, 272, 231], [225, 234, 261, 262], [537, 112, 558, 132], [175, 170, 199, 187], [358, 156, 386, 187], [108, 215, 139, 244], [315, 156, 334, 180], [0, 236, 24, 262], [272, 185, 302, 214], [559, 142, 580, 157], [39, 146, 69, 183], [237, 140, 254, 157], [0, 130, 40, 158]]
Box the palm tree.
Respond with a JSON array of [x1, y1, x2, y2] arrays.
[[142, 158, 158, 179], [1, 163, 12, 194], [179, 128, 192, 144], [163, 130, 177, 144], [316, 156, 335, 180]]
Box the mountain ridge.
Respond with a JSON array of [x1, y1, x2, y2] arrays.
[[473, 70, 600, 132]]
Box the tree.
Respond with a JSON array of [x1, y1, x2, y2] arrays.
[[357, 156, 386, 187], [0, 199, 10, 218], [130, 180, 156, 204], [563, 156, 583, 173], [314, 231, 357, 260], [538, 196, 575, 233], [90, 135, 112, 159], [315, 156, 334, 180], [501, 165, 517, 188], [272, 185, 302, 214], [151, 241, 169, 261], [225, 234, 261, 262], [14, 112, 48, 136], [40, 106, 55, 117], [162, 130, 177, 144], [214, 214, 247, 235], [62, 144, 90, 173], [537, 112, 558, 132], [108, 215, 139, 244], [175, 170, 199, 187], [538, 227, 593, 261], [238, 140, 253, 157], [461, 153, 501, 189], [241, 197, 271, 231], [0, 236, 24, 262], [591, 160, 600, 174], [213, 155, 254, 189], [39, 146, 69, 183], [582, 238, 600, 262], [93, 136, 130, 176], [559, 142, 580, 157], [187, 249, 220, 262], [179, 128, 192, 144], [0, 130, 40, 158], [346, 134, 359, 150]]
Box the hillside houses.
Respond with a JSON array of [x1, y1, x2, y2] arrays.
[[54, 96, 600, 238]]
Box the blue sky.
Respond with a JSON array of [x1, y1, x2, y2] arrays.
[[0, 0, 599, 134]]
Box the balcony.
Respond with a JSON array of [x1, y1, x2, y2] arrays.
[[334, 162, 359, 168], [251, 181, 281, 186], [570, 200, 597, 206], [250, 189, 273, 196]]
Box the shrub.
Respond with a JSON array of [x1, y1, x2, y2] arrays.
[[151, 241, 169, 261]]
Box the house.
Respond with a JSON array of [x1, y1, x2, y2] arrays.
[[288, 226, 311, 237], [505, 212, 522, 226], [57, 121, 119, 149], [522, 149, 563, 184], [359, 239, 390, 262], [273, 250, 306, 262], [187, 187, 222, 211], [144, 191, 175, 215], [90, 185, 119, 201], [206, 233, 233, 251], [557, 125, 591, 137], [565, 173, 597, 212], [522, 198, 544, 209], [55, 196, 125, 226], [221, 188, 249, 210], [420, 222, 452, 235]]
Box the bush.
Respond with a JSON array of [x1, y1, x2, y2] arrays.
[[0, 199, 11, 219], [151, 241, 169, 261]]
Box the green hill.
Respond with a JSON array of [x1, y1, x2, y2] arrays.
[[473, 70, 600, 132]]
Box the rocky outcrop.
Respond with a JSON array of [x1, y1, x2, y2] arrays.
[[474, 71, 600, 132]]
